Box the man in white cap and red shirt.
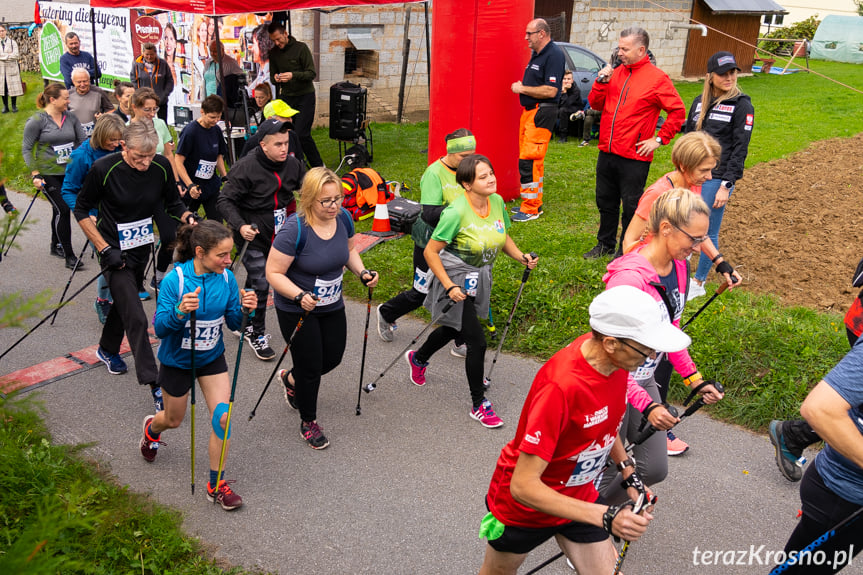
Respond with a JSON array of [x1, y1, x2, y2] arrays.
[[478, 285, 691, 574]]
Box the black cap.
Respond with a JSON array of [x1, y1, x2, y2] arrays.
[[707, 51, 740, 74], [257, 118, 289, 139]]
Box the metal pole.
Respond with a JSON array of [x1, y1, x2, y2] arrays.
[[397, 4, 412, 123]]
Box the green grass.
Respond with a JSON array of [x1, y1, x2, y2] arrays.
[[0, 396, 254, 574], [333, 60, 863, 432]]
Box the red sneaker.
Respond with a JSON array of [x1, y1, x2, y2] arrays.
[[207, 479, 244, 511], [139, 415, 164, 463]]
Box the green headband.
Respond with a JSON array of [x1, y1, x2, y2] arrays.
[[446, 135, 477, 154]]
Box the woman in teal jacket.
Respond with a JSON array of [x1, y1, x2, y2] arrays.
[[144, 220, 256, 511]]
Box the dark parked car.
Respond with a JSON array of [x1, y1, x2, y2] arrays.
[[557, 42, 607, 99]]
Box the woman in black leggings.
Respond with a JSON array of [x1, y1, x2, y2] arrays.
[[266, 167, 379, 450], [406, 154, 537, 429], [22, 83, 86, 270]]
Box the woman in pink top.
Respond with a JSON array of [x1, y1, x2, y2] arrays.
[[599, 189, 725, 502]]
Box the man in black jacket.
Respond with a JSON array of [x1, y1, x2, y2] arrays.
[[74, 121, 195, 412], [218, 120, 305, 361]]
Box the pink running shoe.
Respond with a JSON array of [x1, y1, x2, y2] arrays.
[[406, 350, 427, 386], [666, 430, 690, 456], [470, 398, 504, 428]]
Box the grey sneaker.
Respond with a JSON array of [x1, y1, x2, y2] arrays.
[[768, 420, 804, 482], [376, 304, 395, 342], [450, 343, 467, 358]]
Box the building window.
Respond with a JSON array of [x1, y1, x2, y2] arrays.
[[344, 48, 379, 79]]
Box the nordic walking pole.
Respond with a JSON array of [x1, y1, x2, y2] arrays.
[[0, 270, 102, 362], [50, 242, 89, 325], [768, 506, 863, 575], [484, 252, 538, 387], [363, 297, 456, 393], [189, 310, 197, 496], [681, 276, 738, 331], [631, 381, 725, 446], [524, 551, 564, 574], [613, 492, 656, 575], [214, 306, 250, 498], [3, 186, 42, 257], [248, 305, 313, 421], [229, 223, 258, 272], [356, 286, 374, 415]]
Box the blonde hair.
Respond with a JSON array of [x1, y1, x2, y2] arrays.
[[670, 131, 721, 174], [91, 114, 125, 151], [647, 188, 710, 235], [123, 120, 158, 153], [695, 71, 742, 131], [296, 167, 343, 227]]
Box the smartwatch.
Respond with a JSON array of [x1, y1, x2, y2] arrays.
[[721, 180, 733, 190]]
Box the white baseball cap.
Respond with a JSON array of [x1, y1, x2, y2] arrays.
[[589, 285, 691, 353]]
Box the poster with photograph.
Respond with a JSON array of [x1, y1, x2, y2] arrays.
[[37, 2, 134, 91]]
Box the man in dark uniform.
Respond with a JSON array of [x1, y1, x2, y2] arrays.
[[510, 18, 565, 223]]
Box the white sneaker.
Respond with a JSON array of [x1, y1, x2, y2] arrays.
[[450, 343, 467, 358], [688, 277, 707, 299], [376, 304, 395, 342]]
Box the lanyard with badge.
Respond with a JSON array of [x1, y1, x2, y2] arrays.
[[273, 171, 287, 235]]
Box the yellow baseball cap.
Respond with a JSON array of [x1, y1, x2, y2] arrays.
[[263, 99, 300, 119]]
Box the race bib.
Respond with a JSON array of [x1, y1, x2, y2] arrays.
[[53, 143, 73, 165], [82, 121, 95, 136], [632, 353, 662, 381], [565, 437, 615, 487], [463, 271, 479, 297], [313, 276, 342, 306], [274, 207, 287, 234], [413, 267, 431, 294], [117, 217, 155, 250], [194, 159, 217, 180], [181, 317, 223, 351]]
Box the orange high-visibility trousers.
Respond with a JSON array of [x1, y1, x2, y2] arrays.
[[518, 105, 555, 214]]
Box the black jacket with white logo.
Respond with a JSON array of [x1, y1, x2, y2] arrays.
[[685, 92, 754, 184]]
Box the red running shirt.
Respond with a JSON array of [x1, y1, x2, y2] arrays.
[[485, 334, 628, 528]]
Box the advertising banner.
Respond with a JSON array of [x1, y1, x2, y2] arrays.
[[38, 2, 134, 90]]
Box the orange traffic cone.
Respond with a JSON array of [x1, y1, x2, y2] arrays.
[[369, 184, 395, 237]]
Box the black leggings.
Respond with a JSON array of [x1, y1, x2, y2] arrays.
[[153, 208, 177, 273], [42, 174, 75, 258], [414, 296, 487, 408], [276, 307, 347, 423], [379, 243, 428, 323], [778, 464, 862, 574]]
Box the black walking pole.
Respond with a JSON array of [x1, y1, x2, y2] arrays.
[[189, 310, 197, 495], [681, 277, 737, 331], [363, 296, 456, 394], [248, 306, 312, 421], [355, 286, 373, 415], [3, 186, 41, 257], [768, 506, 863, 575], [484, 253, 538, 388], [50, 242, 89, 325], [214, 307, 250, 499], [0, 270, 102, 362], [230, 223, 257, 272]]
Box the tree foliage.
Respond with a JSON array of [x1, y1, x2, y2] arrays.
[[758, 15, 821, 54]]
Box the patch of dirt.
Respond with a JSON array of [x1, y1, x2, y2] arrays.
[[723, 133, 863, 313]]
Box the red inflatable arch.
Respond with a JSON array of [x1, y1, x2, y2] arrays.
[[429, 0, 533, 201]]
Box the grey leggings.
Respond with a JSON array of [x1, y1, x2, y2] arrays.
[[598, 374, 667, 504]]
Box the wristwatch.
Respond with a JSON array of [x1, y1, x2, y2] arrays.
[[721, 180, 733, 190], [617, 458, 636, 472], [654, 136, 663, 145]]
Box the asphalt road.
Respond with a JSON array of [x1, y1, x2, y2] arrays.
[[0, 188, 822, 574]]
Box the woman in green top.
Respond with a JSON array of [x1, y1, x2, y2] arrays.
[[376, 128, 475, 351], [406, 154, 538, 429]]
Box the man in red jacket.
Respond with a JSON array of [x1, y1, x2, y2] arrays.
[[583, 27, 685, 260]]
